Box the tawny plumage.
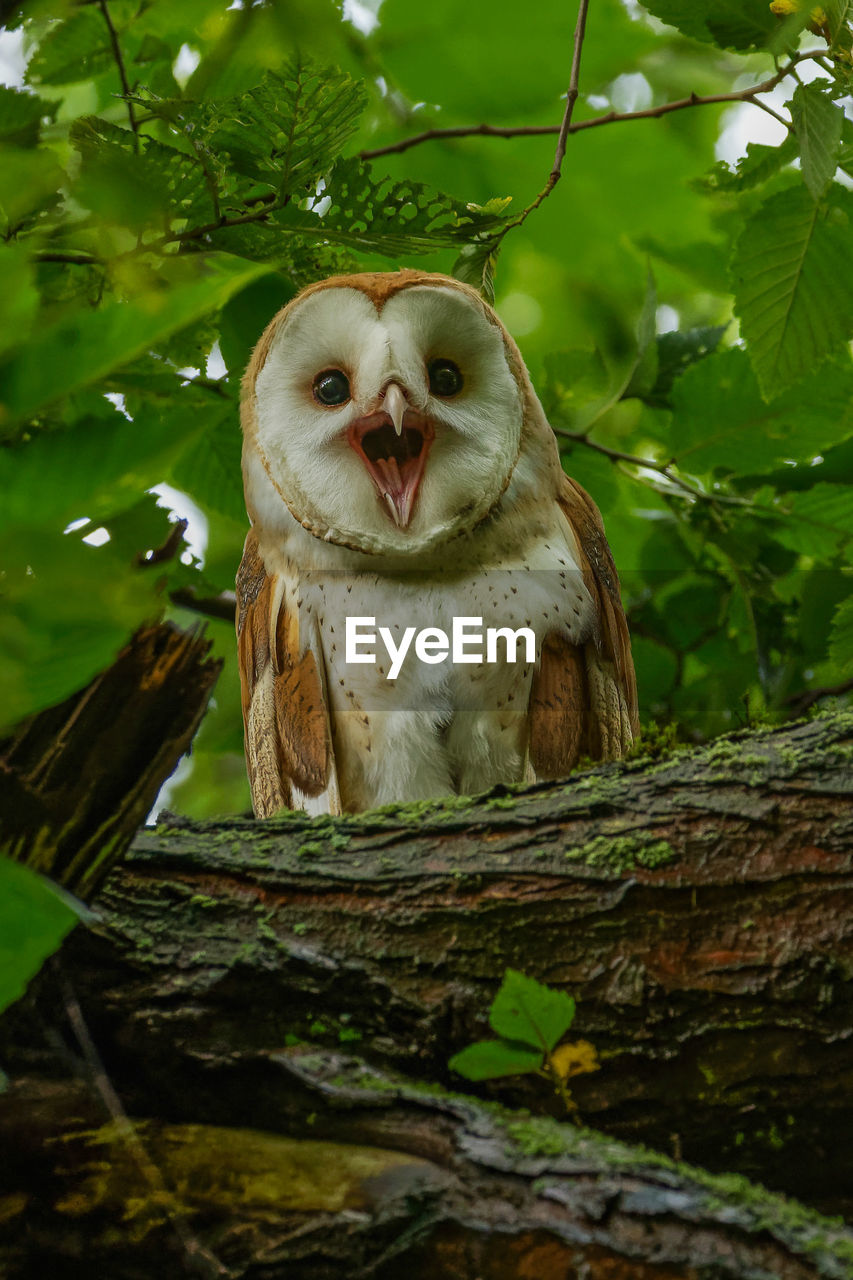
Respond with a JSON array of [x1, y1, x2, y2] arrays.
[[237, 269, 638, 816]]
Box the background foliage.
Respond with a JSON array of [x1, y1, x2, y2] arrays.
[[1, 0, 852, 818]]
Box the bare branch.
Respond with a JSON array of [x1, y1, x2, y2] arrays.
[[358, 54, 817, 163], [170, 587, 237, 624], [97, 0, 139, 151], [553, 426, 751, 506]]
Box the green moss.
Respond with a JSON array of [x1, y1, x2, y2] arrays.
[[188, 894, 219, 909], [296, 842, 325, 859], [506, 1116, 575, 1157], [484, 795, 518, 810], [563, 834, 676, 871]]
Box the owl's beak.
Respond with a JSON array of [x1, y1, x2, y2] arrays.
[[346, 382, 434, 529]]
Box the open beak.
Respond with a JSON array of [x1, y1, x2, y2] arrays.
[[347, 382, 434, 529]]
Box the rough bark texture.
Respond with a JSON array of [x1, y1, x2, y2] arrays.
[[4, 1053, 853, 1280], [5, 710, 852, 1230], [0, 622, 221, 898]]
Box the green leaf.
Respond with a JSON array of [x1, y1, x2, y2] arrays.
[[489, 969, 576, 1053], [139, 63, 366, 200], [0, 86, 56, 147], [698, 136, 799, 194], [826, 0, 853, 46], [26, 9, 114, 85], [643, 325, 727, 408], [170, 407, 246, 524], [448, 1038, 544, 1081], [640, 0, 776, 50], [452, 238, 501, 303], [0, 529, 165, 730], [829, 596, 853, 673], [0, 858, 84, 1014], [668, 348, 853, 473], [0, 401, 202, 533], [0, 146, 64, 231], [1, 254, 268, 424], [790, 82, 844, 201], [0, 244, 39, 360], [731, 185, 853, 397], [280, 158, 506, 256], [776, 484, 853, 557]]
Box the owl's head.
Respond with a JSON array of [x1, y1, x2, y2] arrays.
[[241, 271, 543, 557]]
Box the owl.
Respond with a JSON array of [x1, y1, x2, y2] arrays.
[[237, 269, 638, 817]]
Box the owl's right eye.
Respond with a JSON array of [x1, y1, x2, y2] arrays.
[[313, 369, 351, 406]]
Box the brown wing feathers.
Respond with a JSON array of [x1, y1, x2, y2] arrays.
[[529, 475, 638, 779], [236, 531, 332, 816]]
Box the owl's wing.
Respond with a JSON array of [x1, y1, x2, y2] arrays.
[[236, 531, 340, 817], [528, 473, 638, 778]]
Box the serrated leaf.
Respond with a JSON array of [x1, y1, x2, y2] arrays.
[[732, 185, 853, 396], [489, 969, 576, 1053], [791, 82, 844, 200], [26, 10, 114, 85], [280, 158, 505, 257], [0, 858, 84, 1014], [0, 401, 203, 534], [669, 348, 853, 473], [139, 63, 366, 200], [829, 596, 853, 672], [698, 136, 799, 194], [448, 1038, 544, 1081], [641, 0, 776, 50], [643, 325, 726, 408], [826, 0, 853, 44], [1, 255, 268, 424]]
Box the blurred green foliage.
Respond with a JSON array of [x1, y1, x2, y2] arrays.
[[1, 0, 852, 821]]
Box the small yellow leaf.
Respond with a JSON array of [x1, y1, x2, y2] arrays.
[[549, 1040, 600, 1082]]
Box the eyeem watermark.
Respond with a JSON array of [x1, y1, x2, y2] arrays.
[[346, 616, 536, 680]]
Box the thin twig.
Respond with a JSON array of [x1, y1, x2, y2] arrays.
[[34, 251, 100, 266], [170, 587, 237, 624], [97, 0, 139, 151], [553, 426, 750, 506], [136, 518, 188, 568], [358, 53, 818, 162]]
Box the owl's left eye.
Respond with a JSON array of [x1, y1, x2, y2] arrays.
[[313, 369, 351, 406], [427, 358, 463, 398]]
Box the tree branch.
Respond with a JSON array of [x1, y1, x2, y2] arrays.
[[170, 587, 237, 624], [97, 0, 139, 152], [358, 54, 816, 162], [494, 0, 591, 236], [553, 426, 751, 506]]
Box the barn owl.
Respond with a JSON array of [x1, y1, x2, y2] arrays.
[[237, 269, 637, 817]]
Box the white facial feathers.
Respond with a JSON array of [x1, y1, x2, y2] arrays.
[[247, 284, 524, 556]]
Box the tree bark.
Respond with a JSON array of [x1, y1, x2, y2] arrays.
[[0, 622, 221, 898], [4, 1052, 853, 1280], [4, 709, 853, 1274], [5, 709, 852, 1226]]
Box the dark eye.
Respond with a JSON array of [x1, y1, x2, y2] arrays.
[[313, 369, 351, 406], [427, 358, 463, 398]]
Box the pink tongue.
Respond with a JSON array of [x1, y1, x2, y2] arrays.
[[376, 456, 403, 495]]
